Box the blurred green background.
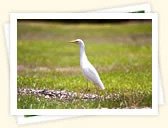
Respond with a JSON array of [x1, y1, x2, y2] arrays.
[[17, 19, 152, 109]]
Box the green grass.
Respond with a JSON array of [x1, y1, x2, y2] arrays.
[[17, 21, 152, 109]]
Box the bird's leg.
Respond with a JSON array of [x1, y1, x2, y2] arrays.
[[81, 80, 89, 99], [96, 87, 104, 100], [84, 80, 89, 95], [96, 88, 106, 109], [95, 87, 99, 98], [95, 87, 101, 108]]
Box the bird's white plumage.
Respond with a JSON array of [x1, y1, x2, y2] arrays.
[[82, 62, 105, 90], [70, 39, 105, 90]]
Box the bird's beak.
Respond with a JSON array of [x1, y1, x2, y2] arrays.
[[69, 40, 77, 43]]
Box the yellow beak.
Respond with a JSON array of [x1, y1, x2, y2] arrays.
[[69, 40, 77, 43]]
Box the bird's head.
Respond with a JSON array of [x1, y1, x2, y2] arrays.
[[69, 39, 85, 47]]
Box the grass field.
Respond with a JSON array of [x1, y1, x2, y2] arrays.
[[17, 20, 152, 109]]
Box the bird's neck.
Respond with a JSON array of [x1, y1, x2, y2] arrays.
[[79, 43, 88, 65]]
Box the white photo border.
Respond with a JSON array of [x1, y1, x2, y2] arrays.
[[10, 13, 158, 115], [88, 3, 151, 13], [15, 4, 162, 124]]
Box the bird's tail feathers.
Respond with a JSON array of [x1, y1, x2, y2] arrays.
[[99, 81, 105, 90]]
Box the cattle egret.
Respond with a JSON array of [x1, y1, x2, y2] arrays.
[[69, 39, 105, 90]]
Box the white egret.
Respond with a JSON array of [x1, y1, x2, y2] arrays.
[[69, 39, 105, 91]]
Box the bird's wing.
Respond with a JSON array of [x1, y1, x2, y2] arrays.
[[83, 63, 103, 88]]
